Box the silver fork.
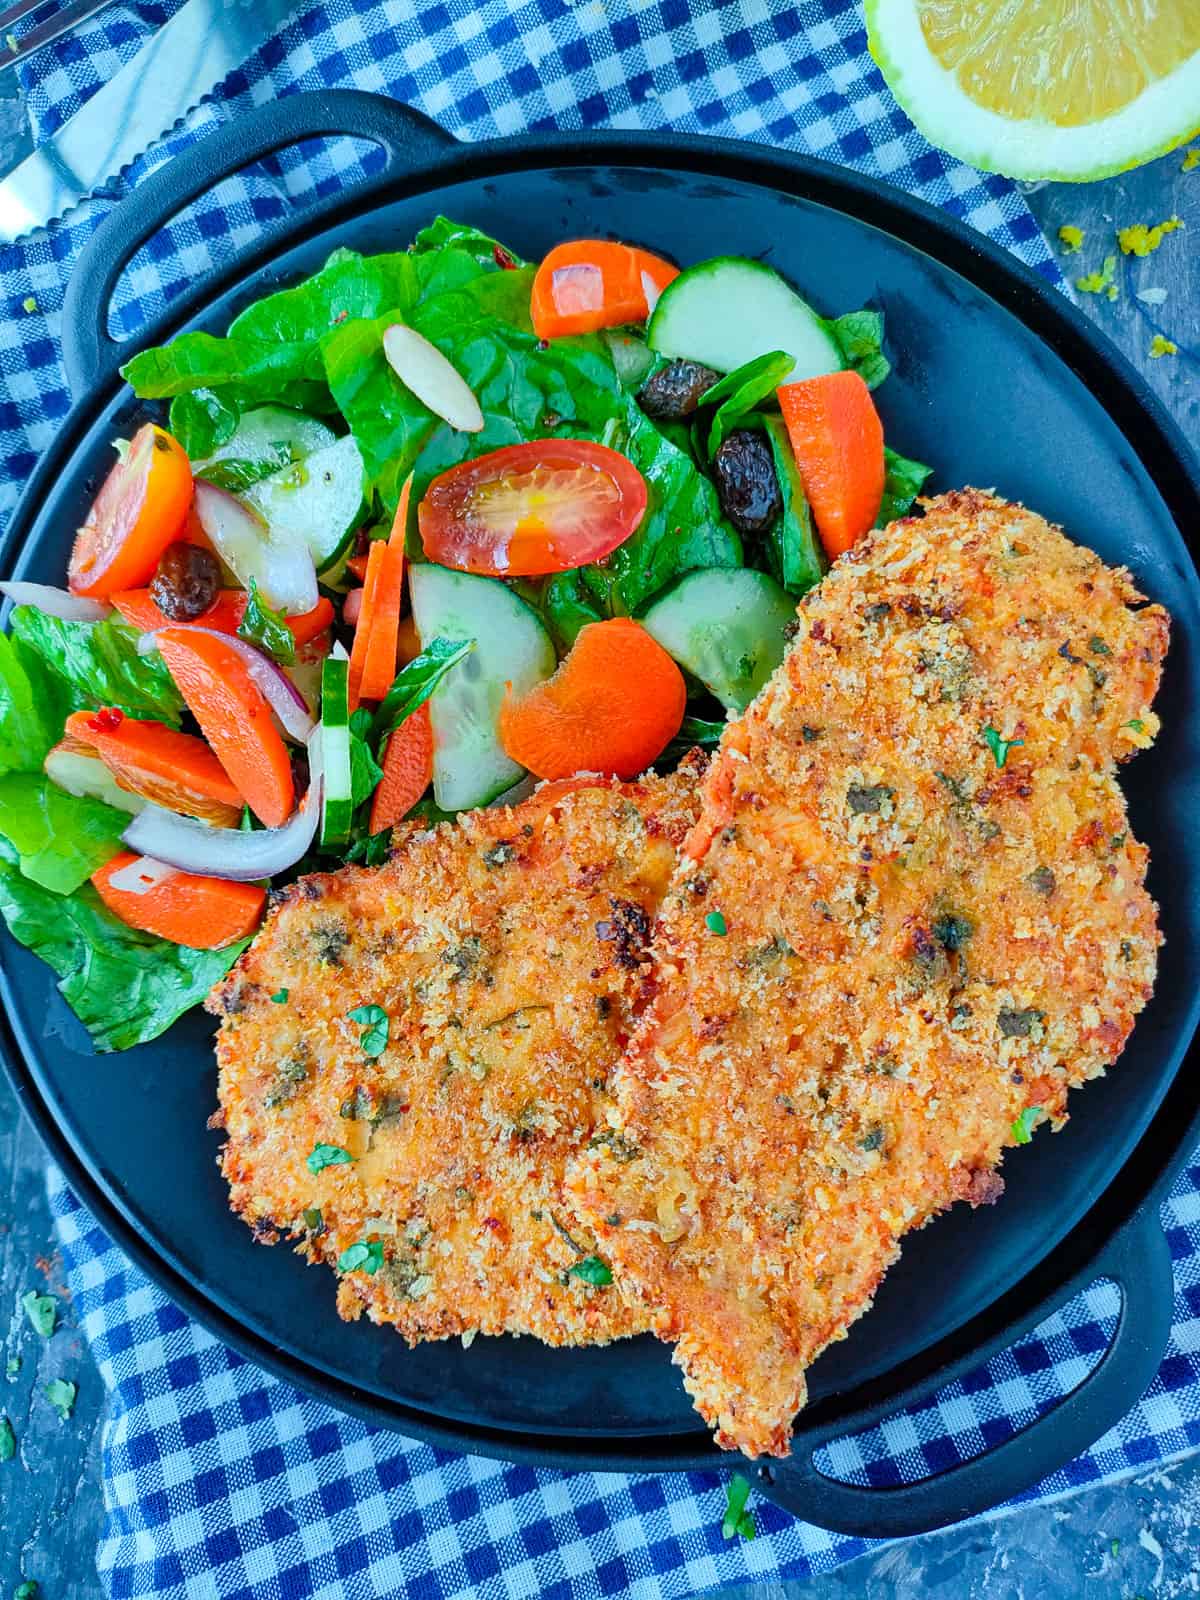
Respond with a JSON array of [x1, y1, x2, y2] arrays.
[[0, 0, 114, 72]]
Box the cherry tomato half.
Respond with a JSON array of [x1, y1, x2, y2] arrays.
[[418, 440, 648, 577], [68, 423, 194, 597], [530, 241, 679, 340]]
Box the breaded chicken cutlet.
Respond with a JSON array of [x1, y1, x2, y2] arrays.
[[567, 491, 1167, 1457], [208, 762, 702, 1348]]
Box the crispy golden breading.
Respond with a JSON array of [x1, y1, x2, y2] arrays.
[[208, 764, 702, 1347], [567, 492, 1167, 1457]]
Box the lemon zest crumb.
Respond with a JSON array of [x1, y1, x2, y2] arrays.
[[1117, 217, 1183, 257], [1149, 335, 1178, 360], [1075, 255, 1118, 301], [1057, 224, 1084, 254], [1183, 149, 1200, 173]]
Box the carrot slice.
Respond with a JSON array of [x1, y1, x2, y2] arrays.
[[64, 707, 245, 826], [111, 589, 333, 647], [369, 702, 433, 832], [499, 618, 685, 780], [777, 371, 885, 559], [531, 241, 646, 340], [154, 628, 294, 827], [93, 852, 264, 949], [69, 425, 194, 597], [358, 476, 413, 704]]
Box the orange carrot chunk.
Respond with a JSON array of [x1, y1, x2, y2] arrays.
[[369, 702, 433, 832], [499, 618, 685, 780], [531, 241, 647, 340], [154, 628, 294, 827], [64, 708, 245, 826], [111, 589, 334, 647], [358, 475, 413, 704], [93, 852, 264, 949], [777, 370, 885, 559]]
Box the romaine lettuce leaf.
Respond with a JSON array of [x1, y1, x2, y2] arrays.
[[0, 863, 245, 1052], [411, 216, 527, 272], [167, 388, 240, 459], [9, 608, 184, 725], [762, 416, 825, 596], [878, 446, 933, 526], [0, 633, 59, 775], [698, 350, 794, 459], [0, 774, 125, 893]]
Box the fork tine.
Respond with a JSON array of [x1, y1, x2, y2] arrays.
[[0, 0, 113, 70]]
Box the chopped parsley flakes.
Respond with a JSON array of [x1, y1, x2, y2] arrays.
[[1075, 255, 1118, 301], [306, 1143, 353, 1176], [270, 988, 289, 1004], [722, 1474, 757, 1541], [347, 1004, 389, 1056], [705, 910, 727, 936], [1149, 335, 1179, 359], [337, 1240, 385, 1275], [43, 1378, 76, 1422], [1117, 216, 1183, 257], [982, 725, 1023, 768], [567, 1255, 613, 1287], [21, 1291, 56, 1339], [1011, 1106, 1046, 1144]]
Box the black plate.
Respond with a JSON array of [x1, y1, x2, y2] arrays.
[[2, 92, 1198, 1536]]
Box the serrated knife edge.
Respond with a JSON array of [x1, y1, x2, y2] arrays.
[[0, 0, 303, 245]]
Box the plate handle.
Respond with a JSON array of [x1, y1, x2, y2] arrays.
[[61, 89, 457, 400], [752, 1204, 1173, 1537]]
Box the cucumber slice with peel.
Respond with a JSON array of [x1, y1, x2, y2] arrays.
[[640, 567, 796, 712], [647, 257, 842, 385], [197, 406, 336, 477], [409, 565, 556, 812], [319, 655, 353, 848], [245, 434, 366, 577]]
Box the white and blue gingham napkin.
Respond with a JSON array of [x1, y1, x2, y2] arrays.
[[3, 3, 1198, 1596]]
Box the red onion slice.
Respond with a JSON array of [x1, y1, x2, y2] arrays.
[[382, 324, 484, 434], [138, 625, 314, 742], [0, 581, 112, 621], [106, 855, 179, 895], [122, 770, 323, 882]]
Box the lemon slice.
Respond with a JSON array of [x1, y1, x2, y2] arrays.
[[867, 0, 1200, 181]]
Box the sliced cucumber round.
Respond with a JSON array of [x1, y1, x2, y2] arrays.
[[647, 257, 842, 385], [409, 565, 556, 812], [199, 406, 336, 474], [245, 434, 366, 577], [640, 567, 796, 712]]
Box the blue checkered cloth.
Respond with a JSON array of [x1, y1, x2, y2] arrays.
[[4, 2, 1194, 1596]]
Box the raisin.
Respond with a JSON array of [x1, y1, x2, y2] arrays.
[[149, 541, 220, 620], [712, 429, 782, 536], [637, 358, 721, 420]]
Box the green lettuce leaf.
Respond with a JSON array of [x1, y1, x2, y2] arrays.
[[347, 708, 384, 808], [411, 216, 527, 272], [168, 388, 240, 458], [371, 637, 476, 743], [878, 446, 933, 526], [762, 416, 825, 596], [0, 633, 59, 775], [0, 774, 125, 894], [825, 310, 890, 389], [200, 446, 295, 494], [540, 571, 604, 654], [237, 578, 295, 665], [9, 608, 184, 725], [0, 864, 245, 1052], [698, 350, 794, 459]]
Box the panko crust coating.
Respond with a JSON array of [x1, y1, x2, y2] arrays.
[[566, 492, 1167, 1457], [208, 762, 702, 1348]]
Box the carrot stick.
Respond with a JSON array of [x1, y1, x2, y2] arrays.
[[93, 852, 265, 949], [155, 628, 294, 827], [64, 708, 245, 826], [358, 475, 413, 704], [776, 371, 884, 559], [499, 618, 685, 780], [368, 702, 433, 832], [347, 541, 386, 711]]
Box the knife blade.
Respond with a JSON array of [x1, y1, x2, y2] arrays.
[[0, 0, 303, 243]]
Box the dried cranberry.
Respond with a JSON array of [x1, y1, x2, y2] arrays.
[[87, 706, 124, 733], [492, 243, 518, 270]]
